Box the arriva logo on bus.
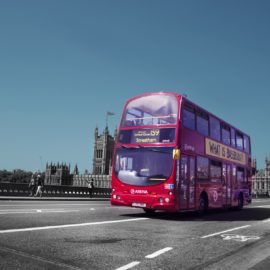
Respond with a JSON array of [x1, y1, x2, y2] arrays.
[[205, 138, 246, 166]]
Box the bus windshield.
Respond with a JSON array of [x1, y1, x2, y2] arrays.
[[114, 147, 173, 186], [122, 94, 178, 127]]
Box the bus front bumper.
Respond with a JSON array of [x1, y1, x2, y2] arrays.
[[111, 194, 177, 212]]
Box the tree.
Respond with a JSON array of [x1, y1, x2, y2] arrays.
[[0, 169, 33, 183]]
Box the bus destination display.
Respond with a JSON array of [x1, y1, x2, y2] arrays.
[[119, 128, 175, 144]]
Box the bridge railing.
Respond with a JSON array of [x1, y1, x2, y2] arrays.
[[0, 183, 111, 198]]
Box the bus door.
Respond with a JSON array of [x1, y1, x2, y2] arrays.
[[222, 164, 232, 207], [180, 155, 195, 209]]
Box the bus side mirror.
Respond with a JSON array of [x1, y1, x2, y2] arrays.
[[173, 149, 180, 160]]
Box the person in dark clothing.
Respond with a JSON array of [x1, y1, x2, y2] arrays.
[[34, 175, 43, 197], [29, 174, 36, 196], [87, 178, 95, 198]]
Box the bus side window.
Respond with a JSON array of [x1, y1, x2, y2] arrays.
[[210, 116, 220, 141], [181, 156, 188, 179], [221, 123, 230, 145], [197, 110, 209, 136], [236, 131, 244, 150], [243, 135, 250, 153], [183, 107, 195, 130], [232, 165, 236, 185], [231, 128, 236, 147], [197, 156, 209, 181], [210, 160, 222, 183], [237, 167, 245, 184]]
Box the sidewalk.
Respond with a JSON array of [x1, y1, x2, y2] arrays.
[[0, 196, 110, 201]]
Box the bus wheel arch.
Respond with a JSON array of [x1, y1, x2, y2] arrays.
[[198, 192, 208, 215]]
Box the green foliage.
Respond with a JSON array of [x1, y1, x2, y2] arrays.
[[0, 169, 33, 183]]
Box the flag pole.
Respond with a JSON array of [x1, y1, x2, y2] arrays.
[[106, 112, 114, 127]]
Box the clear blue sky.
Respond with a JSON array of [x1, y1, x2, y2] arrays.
[[1, 0, 269, 172]]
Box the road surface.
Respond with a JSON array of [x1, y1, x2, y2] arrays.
[[0, 198, 269, 269]]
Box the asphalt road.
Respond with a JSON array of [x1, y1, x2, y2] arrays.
[[0, 198, 269, 270]]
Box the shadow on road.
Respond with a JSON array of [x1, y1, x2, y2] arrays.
[[120, 207, 270, 222]]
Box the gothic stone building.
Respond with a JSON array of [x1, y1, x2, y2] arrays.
[[45, 126, 117, 188], [252, 158, 270, 196], [92, 125, 117, 175], [44, 162, 73, 186]]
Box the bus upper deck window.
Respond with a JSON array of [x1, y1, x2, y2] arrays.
[[197, 110, 209, 136], [236, 131, 244, 150], [210, 116, 220, 141], [244, 135, 250, 153], [183, 108, 195, 130], [231, 128, 236, 147], [122, 94, 178, 127], [221, 123, 230, 145]]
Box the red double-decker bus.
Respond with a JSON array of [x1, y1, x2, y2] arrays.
[[111, 92, 252, 214]]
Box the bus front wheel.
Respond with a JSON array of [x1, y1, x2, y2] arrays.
[[143, 208, 156, 215]]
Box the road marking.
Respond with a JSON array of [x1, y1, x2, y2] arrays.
[[145, 247, 173, 259], [115, 261, 140, 270], [201, 225, 251, 239], [221, 234, 260, 242], [0, 246, 81, 270], [116, 247, 173, 270], [0, 210, 80, 215], [0, 218, 149, 234], [0, 209, 66, 211], [0, 203, 107, 207], [254, 205, 270, 208]]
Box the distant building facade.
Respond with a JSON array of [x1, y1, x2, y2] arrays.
[[92, 125, 117, 175], [44, 163, 73, 186], [252, 158, 270, 196], [44, 126, 117, 188]]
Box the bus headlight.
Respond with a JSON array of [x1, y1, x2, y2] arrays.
[[165, 198, 170, 203], [113, 195, 117, 199]]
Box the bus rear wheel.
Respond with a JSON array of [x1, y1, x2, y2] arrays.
[[236, 194, 244, 210], [198, 195, 208, 216]]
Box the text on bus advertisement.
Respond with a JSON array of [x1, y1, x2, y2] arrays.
[[205, 138, 246, 165]]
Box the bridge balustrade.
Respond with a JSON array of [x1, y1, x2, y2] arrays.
[[0, 183, 111, 198]]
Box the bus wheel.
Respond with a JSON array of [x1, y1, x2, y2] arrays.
[[236, 194, 244, 210], [198, 195, 208, 216], [143, 208, 156, 215]]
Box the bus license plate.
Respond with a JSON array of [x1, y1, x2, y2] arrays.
[[132, 202, 146, 208]]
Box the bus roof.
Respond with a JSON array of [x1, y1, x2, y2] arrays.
[[123, 91, 250, 138]]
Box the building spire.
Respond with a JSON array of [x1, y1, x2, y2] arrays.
[[95, 125, 98, 139]]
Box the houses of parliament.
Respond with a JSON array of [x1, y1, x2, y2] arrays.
[[44, 126, 117, 188]]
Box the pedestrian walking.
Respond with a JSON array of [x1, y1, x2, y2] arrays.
[[28, 174, 36, 196], [34, 175, 43, 197], [87, 178, 95, 198]]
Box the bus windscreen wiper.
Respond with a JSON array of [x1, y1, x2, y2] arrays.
[[119, 144, 144, 149]]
